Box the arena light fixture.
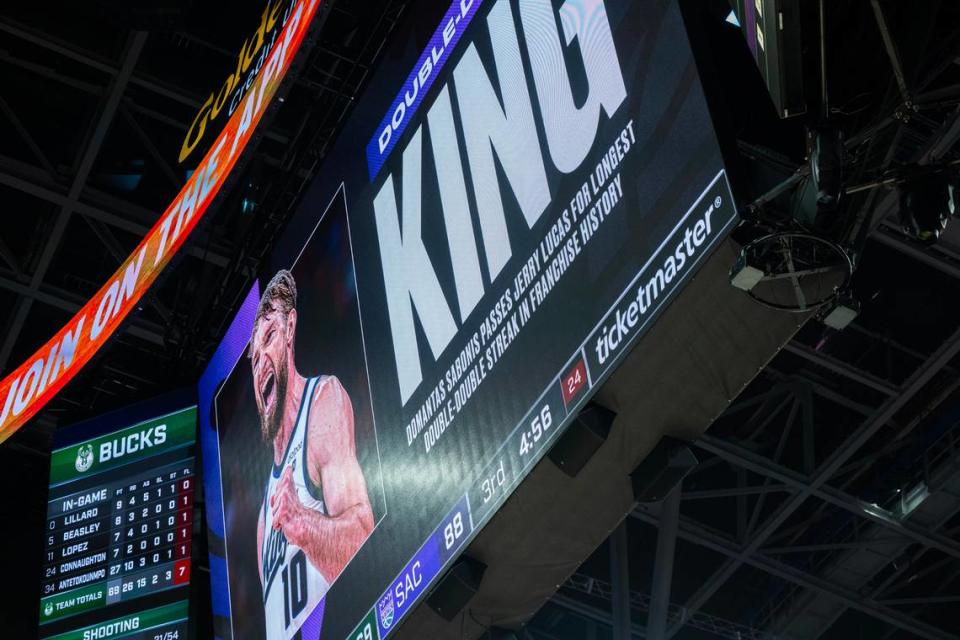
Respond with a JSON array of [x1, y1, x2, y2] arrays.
[[821, 291, 860, 330], [898, 167, 958, 244], [808, 125, 845, 211], [729, 251, 765, 292], [731, 232, 853, 312]]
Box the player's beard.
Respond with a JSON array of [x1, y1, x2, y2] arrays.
[[260, 359, 288, 443]]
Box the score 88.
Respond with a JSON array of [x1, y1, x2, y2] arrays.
[[443, 511, 465, 551]]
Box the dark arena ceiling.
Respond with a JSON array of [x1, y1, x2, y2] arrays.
[[2, 1, 960, 639]]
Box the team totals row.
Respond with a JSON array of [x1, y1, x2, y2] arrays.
[[373, 0, 628, 405]]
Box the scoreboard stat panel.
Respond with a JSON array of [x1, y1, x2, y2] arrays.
[[40, 405, 197, 639]]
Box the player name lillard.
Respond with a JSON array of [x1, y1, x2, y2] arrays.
[[56, 506, 100, 528]]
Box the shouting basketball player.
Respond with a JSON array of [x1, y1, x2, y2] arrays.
[[253, 270, 374, 639]]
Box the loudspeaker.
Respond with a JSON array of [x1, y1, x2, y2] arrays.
[[630, 437, 698, 502], [426, 556, 486, 621], [548, 404, 616, 477]]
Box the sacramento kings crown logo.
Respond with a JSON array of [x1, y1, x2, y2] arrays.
[[75, 444, 94, 473], [378, 593, 395, 629]]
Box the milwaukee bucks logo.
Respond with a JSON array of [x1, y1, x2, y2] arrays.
[[75, 444, 94, 473]]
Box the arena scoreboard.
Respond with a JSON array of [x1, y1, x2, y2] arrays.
[[200, 0, 736, 638], [39, 399, 197, 640]]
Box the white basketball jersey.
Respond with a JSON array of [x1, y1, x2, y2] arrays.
[[261, 376, 331, 640]]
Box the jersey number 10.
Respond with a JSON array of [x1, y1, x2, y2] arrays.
[[281, 549, 309, 628]]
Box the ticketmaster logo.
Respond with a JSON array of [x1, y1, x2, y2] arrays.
[[587, 173, 736, 374]]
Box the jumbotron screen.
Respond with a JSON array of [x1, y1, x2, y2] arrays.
[[39, 397, 197, 640], [200, 0, 735, 638]]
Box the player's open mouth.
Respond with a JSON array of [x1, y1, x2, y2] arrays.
[[261, 371, 276, 411]]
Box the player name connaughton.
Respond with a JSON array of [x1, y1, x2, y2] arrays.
[[60, 551, 107, 574]]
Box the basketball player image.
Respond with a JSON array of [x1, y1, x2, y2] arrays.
[[253, 270, 374, 639]]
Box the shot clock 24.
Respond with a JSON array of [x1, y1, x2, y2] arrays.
[[39, 399, 197, 640]]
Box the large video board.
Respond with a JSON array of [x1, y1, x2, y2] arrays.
[[39, 397, 197, 640], [200, 1, 736, 638]]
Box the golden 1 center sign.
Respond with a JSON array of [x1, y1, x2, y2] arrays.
[[0, 0, 323, 444]]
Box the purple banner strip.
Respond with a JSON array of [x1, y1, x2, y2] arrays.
[[365, 0, 483, 182]]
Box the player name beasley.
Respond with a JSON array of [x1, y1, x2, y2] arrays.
[[58, 521, 103, 543]]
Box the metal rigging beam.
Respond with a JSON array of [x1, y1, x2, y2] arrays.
[[609, 522, 631, 640], [0, 18, 289, 144], [633, 508, 958, 640], [559, 573, 775, 640], [783, 342, 899, 397], [762, 367, 876, 417], [647, 489, 680, 640], [551, 595, 648, 638], [681, 485, 792, 500], [694, 434, 960, 562], [870, 0, 911, 102], [0, 31, 148, 371], [0, 273, 165, 346], [0, 93, 55, 178], [0, 164, 230, 268], [872, 228, 960, 281], [663, 326, 960, 638]]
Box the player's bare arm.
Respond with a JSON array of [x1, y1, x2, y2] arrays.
[[256, 502, 265, 587], [269, 376, 374, 583]]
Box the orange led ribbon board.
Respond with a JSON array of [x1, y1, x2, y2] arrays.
[[0, 0, 323, 444]]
